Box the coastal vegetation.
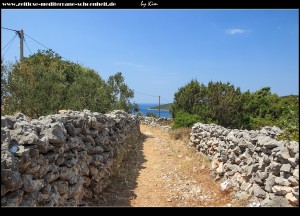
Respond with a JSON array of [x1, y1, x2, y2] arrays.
[[171, 79, 299, 141], [1, 50, 298, 141], [1, 50, 138, 118]]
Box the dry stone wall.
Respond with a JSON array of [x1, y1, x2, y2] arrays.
[[190, 123, 299, 207], [1, 110, 140, 206], [139, 116, 172, 131]]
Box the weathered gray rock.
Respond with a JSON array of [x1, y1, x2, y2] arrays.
[[292, 186, 299, 198], [1, 190, 24, 206], [190, 122, 299, 207], [22, 174, 45, 192], [36, 137, 54, 153], [235, 191, 251, 201], [1, 110, 141, 207], [288, 176, 298, 186], [287, 141, 299, 157], [262, 194, 289, 207], [276, 146, 291, 161], [265, 173, 276, 192], [40, 122, 66, 146], [4, 115, 17, 129], [270, 161, 281, 176], [252, 183, 266, 199], [1, 169, 23, 191], [1, 128, 11, 145], [51, 180, 68, 196], [220, 179, 233, 192], [280, 163, 291, 173], [272, 185, 293, 196], [288, 157, 298, 168], [260, 126, 283, 138], [275, 177, 291, 187], [9, 121, 39, 145]]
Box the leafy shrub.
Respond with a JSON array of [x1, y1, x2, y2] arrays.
[[172, 111, 200, 129]]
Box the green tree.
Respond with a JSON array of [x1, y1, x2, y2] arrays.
[[172, 80, 243, 128], [64, 64, 109, 113], [2, 49, 138, 117], [171, 79, 299, 141], [4, 50, 68, 117], [171, 79, 203, 117], [242, 87, 282, 129], [204, 81, 243, 128], [107, 72, 138, 113]]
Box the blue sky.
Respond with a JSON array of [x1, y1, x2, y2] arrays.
[[1, 9, 299, 103]]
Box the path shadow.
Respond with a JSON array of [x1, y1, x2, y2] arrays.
[[94, 132, 152, 207]]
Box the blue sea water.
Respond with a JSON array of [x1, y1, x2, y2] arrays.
[[134, 103, 171, 118]]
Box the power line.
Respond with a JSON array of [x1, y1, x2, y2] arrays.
[[135, 91, 158, 98], [161, 96, 171, 104], [2, 33, 17, 51], [2, 34, 18, 57], [1, 27, 18, 32], [24, 33, 67, 60], [24, 33, 50, 50], [24, 37, 32, 55], [135, 91, 172, 103], [2, 27, 23, 60], [2, 27, 72, 62]]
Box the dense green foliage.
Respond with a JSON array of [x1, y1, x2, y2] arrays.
[[1, 50, 138, 118], [171, 79, 299, 141], [172, 111, 200, 129]]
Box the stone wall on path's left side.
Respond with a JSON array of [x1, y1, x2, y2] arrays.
[[1, 110, 141, 206]]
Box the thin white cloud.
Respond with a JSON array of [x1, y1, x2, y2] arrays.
[[225, 28, 251, 35]]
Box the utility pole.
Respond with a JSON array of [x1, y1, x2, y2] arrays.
[[158, 95, 160, 118], [17, 29, 24, 61]]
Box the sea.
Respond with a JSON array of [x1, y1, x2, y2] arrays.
[[134, 103, 171, 118]]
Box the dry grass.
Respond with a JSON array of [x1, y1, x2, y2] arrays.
[[169, 127, 191, 143]]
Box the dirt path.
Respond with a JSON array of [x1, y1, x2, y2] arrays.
[[95, 124, 241, 207]]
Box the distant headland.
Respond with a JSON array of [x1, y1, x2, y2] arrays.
[[148, 103, 172, 111]]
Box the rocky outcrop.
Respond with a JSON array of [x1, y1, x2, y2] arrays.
[[1, 110, 140, 206], [190, 123, 299, 207]]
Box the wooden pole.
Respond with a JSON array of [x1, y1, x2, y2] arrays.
[[18, 29, 24, 61], [159, 95, 160, 118]]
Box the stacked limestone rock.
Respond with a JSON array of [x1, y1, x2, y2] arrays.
[[139, 116, 172, 131], [190, 123, 299, 207], [1, 110, 140, 206]]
